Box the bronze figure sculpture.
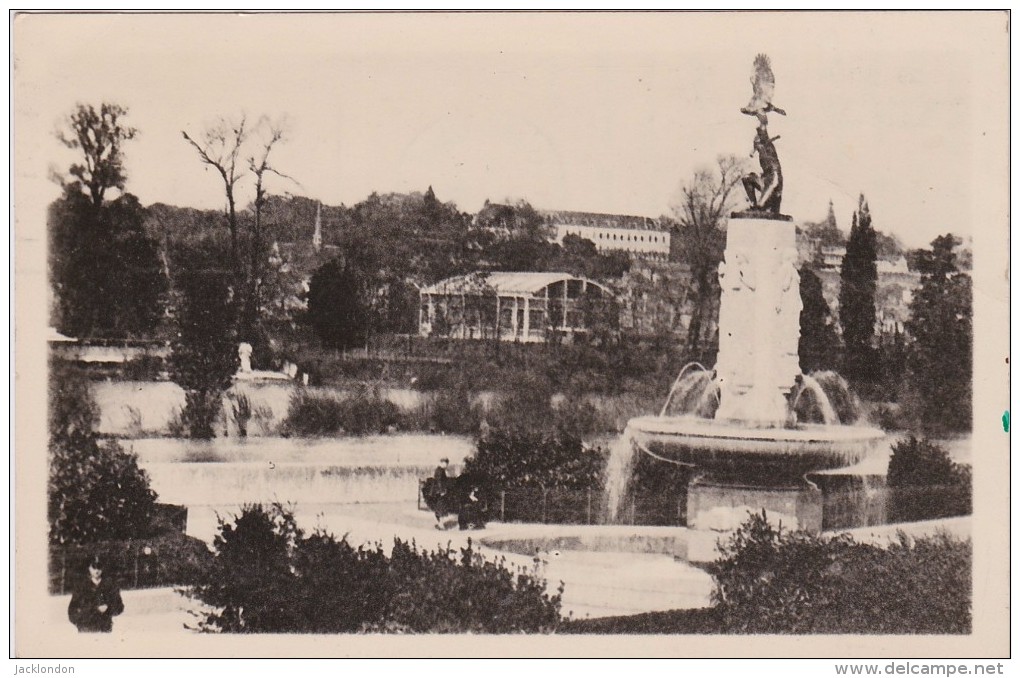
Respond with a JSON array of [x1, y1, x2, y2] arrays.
[[737, 54, 788, 219]]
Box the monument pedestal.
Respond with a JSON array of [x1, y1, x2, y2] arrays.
[[713, 218, 801, 427], [685, 480, 823, 563]]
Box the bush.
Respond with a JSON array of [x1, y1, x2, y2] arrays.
[[423, 387, 483, 435], [49, 438, 158, 545], [229, 392, 253, 438], [185, 504, 562, 633], [178, 391, 223, 440], [886, 435, 972, 522], [887, 435, 969, 488], [708, 511, 971, 634], [48, 367, 158, 545], [282, 387, 403, 436], [466, 427, 605, 491], [379, 539, 562, 633]]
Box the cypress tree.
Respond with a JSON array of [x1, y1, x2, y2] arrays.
[[905, 234, 972, 433], [839, 195, 878, 384], [798, 268, 840, 373]]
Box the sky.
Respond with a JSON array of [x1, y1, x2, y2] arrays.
[[13, 11, 1009, 248]]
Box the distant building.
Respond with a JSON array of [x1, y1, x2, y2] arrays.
[[819, 245, 847, 270], [540, 209, 671, 260], [419, 271, 613, 343], [811, 266, 920, 337]]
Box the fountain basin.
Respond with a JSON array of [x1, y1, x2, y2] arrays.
[[628, 415, 885, 485]]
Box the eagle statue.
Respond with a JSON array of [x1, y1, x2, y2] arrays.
[[741, 54, 786, 122]]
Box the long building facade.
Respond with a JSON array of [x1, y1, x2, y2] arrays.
[[540, 209, 671, 260], [419, 271, 612, 343]]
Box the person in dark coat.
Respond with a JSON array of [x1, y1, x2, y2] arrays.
[[458, 484, 487, 530], [68, 556, 124, 633], [432, 458, 450, 529]]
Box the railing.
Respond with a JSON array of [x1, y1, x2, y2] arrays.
[[418, 482, 688, 527], [48, 538, 205, 595]]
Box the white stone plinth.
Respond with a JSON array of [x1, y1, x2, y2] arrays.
[[714, 218, 801, 426], [685, 481, 823, 563]]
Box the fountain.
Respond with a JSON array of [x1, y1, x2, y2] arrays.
[[611, 54, 885, 561]]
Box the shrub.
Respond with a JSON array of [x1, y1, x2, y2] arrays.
[[887, 435, 969, 488], [281, 387, 403, 437], [48, 367, 158, 545], [424, 387, 483, 435], [177, 391, 223, 440], [380, 538, 562, 633], [185, 504, 561, 633], [229, 392, 253, 438], [466, 427, 605, 491], [886, 435, 972, 522], [709, 511, 971, 634]]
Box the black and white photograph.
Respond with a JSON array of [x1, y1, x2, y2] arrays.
[[11, 10, 1010, 661]]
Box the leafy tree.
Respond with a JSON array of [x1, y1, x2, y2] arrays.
[[57, 103, 137, 208], [876, 327, 908, 397], [465, 373, 606, 490], [48, 365, 157, 544], [336, 189, 473, 335], [557, 233, 630, 280], [839, 195, 878, 383], [670, 155, 744, 353], [168, 270, 238, 438], [474, 200, 560, 272], [304, 257, 370, 350], [875, 230, 905, 260], [465, 428, 604, 491], [798, 268, 840, 372], [904, 234, 972, 433], [49, 103, 165, 338]]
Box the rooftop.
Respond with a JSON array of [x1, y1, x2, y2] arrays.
[[422, 271, 608, 296], [540, 209, 666, 232]]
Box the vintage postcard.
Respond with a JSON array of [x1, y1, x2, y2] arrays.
[[12, 11, 1010, 660]]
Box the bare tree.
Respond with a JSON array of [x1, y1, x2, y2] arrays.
[[670, 155, 745, 354], [58, 103, 138, 209], [246, 117, 296, 332], [182, 115, 250, 274]]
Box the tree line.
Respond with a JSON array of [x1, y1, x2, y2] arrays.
[[48, 101, 972, 436]]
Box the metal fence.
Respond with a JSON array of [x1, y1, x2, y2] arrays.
[[419, 481, 971, 531], [48, 539, 202, 595], [48, 505, 202, 595], [419, 483, 687, 526]]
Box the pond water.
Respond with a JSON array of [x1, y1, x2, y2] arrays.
[[131, 434, 475, 509]]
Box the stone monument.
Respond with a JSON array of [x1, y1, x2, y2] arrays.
[[614, 54, 884, 562], [714, 52, 800, 427]]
